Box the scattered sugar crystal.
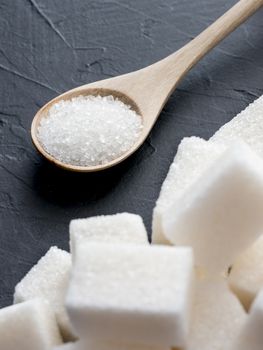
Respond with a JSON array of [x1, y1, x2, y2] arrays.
[[37, 95, 143, 167], [0, 299, 63, 350], [152, 137, 225, 244], [14, 246, 74, 341], [70, 213, 148, 258], [229, 235, 263, 310]]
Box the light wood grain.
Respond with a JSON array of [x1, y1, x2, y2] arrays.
[[31, 0, 263, 172]]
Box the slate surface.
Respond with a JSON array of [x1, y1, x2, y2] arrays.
[[0, 0, 262, 308]]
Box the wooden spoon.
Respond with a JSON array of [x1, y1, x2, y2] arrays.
[[31, 0, 263, 172]]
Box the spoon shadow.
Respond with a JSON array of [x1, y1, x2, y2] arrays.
[[32, 139, 154, 207]]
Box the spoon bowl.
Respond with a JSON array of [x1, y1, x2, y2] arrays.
[[31, 0, 263, 172], [31, 87, 144, 172]]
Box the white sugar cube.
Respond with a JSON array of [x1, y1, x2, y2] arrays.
[[231, 288, 263, 350], [66, 243, 194, 347], [152, 137, 224, 244], [211, 95, 263, 158], [162, 142, 263, 273], [188, 278, 246, 350], [70, 213, 148, 257], [14, 246, 74, 341], [229, 235, 263, 310], [0, 299, 62, 349], [153, 95, 263, 245]]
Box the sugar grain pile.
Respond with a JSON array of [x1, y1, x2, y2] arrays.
[[37, 95, 143, 167]]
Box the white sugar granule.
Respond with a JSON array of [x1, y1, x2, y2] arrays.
[[37, 95, 143, 167]]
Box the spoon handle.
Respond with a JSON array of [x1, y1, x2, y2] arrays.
[[178, 0, 263, 70], [155, 0, 263, 94]]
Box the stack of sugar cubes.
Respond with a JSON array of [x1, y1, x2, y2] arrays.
[[0, 95, 263, 349], [153, 94, 263, 349], [6, 212, 194, 350]]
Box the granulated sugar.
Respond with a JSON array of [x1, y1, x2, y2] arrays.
[[37, 95, 143, 167]]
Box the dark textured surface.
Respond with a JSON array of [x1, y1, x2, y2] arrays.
[[0, 0, 262, 308]]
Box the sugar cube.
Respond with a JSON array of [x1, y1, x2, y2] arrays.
[[66, 243, 194, 347], [188, 278, 246, 350], [70, 213, 148, 257], [152, 137, 224, 244], [162, 142, 263, 273], [211, 95, 263, 158], [231, 288, 263, 350], [14, 246, 74, 341], [0, 299, 62, 349], [229, 235, 263, 310]]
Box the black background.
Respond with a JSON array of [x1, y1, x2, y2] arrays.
[[0, 0, 262, 308]]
